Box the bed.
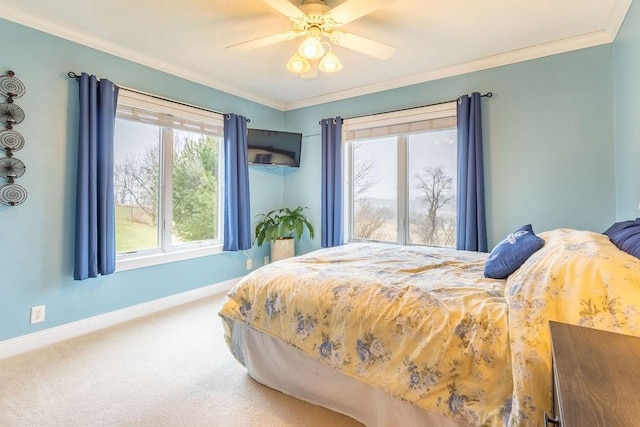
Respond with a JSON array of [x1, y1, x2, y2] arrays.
[[218, 228, 640, 426]]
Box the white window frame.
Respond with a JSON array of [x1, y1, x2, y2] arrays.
[[114, 89, 225, 271], [342, 102, 457, 245]]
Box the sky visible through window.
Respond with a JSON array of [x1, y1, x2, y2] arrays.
[[114, 119, 157, 163], [359, 129, 457, 201]]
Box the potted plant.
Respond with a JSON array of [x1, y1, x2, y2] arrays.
[[254, 206, 315, 262]]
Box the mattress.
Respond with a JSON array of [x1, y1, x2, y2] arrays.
[[225, 317, 468, 427]]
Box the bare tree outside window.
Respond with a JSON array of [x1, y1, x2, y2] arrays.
[[347, 119, 457, 247], [352, 141, 391, 240], [114, 146, 159, 226], [413, 165, 456, 246]]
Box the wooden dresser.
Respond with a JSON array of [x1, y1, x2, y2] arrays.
[[547, 321, 640, 426]]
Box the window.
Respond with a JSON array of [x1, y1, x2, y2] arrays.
[[344, 103, 457, 247], [114, 90, 224, 270]]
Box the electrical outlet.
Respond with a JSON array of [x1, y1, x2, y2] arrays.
[[246, 259, 252, 270], [30, 305, 45, 324], [264, 256, 269, 265]]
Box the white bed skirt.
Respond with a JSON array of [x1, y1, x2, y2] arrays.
[[227, 319, 469, 427]]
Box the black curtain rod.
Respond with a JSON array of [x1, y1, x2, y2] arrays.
[[67, 71, 249, 122], [319, 92, 493, 124]]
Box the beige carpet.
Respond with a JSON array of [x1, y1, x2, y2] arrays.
[[0, 293, 362, 427]]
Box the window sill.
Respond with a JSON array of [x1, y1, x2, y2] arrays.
[[116, 244, 223, 272]]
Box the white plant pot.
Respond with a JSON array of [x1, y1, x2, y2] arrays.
[[271, 238, 295, 262]]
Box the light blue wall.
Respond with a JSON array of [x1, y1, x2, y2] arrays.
[[284, 45, 616, 250], [0, 13, 626, 343], [614, 0, 640, 220], [0, 18, 286, 342]]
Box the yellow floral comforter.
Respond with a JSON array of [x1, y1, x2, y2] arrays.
[[505, 229, 640, 425], [218, 230, 640, 426], [220, 243, 511, 425]]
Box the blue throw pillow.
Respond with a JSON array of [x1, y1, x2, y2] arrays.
[[609, 220, 640, 259], [484, 224, 545, 279], [603, 218, 640, 238]]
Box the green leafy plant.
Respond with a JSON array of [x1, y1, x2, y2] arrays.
[[254, 206, 315, 247]]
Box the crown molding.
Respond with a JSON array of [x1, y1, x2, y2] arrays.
[[0, 3, 624, 112], [0, 4, 285, 111], [283, 30, 614, 110], [607, 0, 634, 38]]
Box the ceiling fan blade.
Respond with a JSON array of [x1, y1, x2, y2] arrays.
[[262, 0, 307, 20], [327, 0, 396, 26], [227, 31, 298, 52], [330, 31, 396, 60]]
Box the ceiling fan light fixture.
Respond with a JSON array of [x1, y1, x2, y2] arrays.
[[228, 0, 396, 78], [318, 51, 342, 73], [298, 36, 325, 59], [287, 52, 311, 74]]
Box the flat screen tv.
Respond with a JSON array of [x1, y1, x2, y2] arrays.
[[247, 128, 302, 167]]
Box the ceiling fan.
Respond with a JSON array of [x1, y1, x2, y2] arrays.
[[227, 0, 396, 76]]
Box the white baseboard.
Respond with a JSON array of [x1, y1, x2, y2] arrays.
[[0, 277, 241, 360]]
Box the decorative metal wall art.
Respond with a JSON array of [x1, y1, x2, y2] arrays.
[[0, 70, 26, 206]]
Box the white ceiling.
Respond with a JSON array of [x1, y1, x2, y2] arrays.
[[0, 0, 632, 110]]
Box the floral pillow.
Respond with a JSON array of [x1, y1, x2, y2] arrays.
[[484, 224, 545, 279]]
